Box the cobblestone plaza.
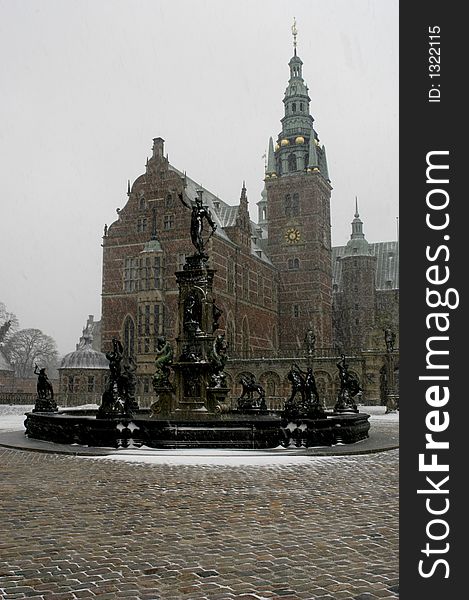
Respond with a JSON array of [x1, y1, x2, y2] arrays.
[[0, 428, 398, 600]]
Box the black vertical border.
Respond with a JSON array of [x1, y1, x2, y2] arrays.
[[400, 2, 465, 597]]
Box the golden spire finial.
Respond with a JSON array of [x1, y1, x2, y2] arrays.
[[292, 17, 298, 54]]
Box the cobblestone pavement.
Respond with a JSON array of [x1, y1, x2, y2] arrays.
[[0, 448, 398, 600]]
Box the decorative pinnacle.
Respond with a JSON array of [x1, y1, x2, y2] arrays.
[[355, 196, 359, 218], [292, 17, 298, 55]]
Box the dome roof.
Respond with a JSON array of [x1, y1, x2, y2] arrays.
[[344, 237, 371, 256], [60, 336, 109, 370]]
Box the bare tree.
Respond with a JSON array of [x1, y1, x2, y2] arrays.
[[0, 301, 19, 342], [3, 328, 59, 378]]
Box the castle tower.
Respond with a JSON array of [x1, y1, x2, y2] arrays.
[[265, 20, 333, 351], [339, 200, 377, 350]]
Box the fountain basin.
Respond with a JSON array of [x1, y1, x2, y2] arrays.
[[24, 409, 370, 449]]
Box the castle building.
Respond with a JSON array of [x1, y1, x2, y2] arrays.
[[96, 30, 398, 408]]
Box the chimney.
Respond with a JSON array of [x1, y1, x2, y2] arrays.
[[152, 137, 165, 158]]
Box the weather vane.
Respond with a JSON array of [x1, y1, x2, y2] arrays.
[[292, 17, 298, 53]]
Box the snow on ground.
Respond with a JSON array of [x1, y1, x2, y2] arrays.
[[0, 405, 34, 431]]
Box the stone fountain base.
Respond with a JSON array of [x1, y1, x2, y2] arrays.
[[24, 409, 370, 449]]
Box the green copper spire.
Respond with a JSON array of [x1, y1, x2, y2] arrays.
[[351, 198, 365, 240], [266, 137, 276, 175], [269, 20, 330, 182], [344, 198, 370, 256]]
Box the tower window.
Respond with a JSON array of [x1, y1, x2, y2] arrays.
[[292, 193, 299, 215], [285, 192, 300, 217], [288, 258, 300, 270], [300, 102, 304, 111], [288, 153, 297, 172], [293, 304, 300, 318], [292, 102, 297, 113]]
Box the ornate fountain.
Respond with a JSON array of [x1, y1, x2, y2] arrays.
[[24, 189, 370, 449]]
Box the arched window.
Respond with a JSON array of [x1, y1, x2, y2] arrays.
[[288, 258, 300, 270], [292, 193, 300, 216], [285, 193, 300, 217], [123, 315, 135, 357], [292, 102, 297, 113], [288, 153, 297, 172], [165, 193, 173, 208], [227, 320, 235, 353], [284, 194, 292, 216]]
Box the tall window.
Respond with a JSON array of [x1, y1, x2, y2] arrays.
[[123, 316, 135, 357], [87, 376, 95, 393], [124, 258, 139, 292], [164, 215, 174, 230], [153, 256, 162, 289], [291, 193, 299, 215], [227, 258, 235, 294], [243, 266, 249, 300], [288, 153, 297, 172], [138, 303, 163, 354], [227, 320, 235, 353], [153, 304, 163, 351], [292, 304, 300, 318], [140, 256, 151, 290], [137, 217, 147, 233], [165, 193, 173, 208], [285, 193, 300, 217]]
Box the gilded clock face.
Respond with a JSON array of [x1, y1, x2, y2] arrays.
[[285, 227, 301, 244]]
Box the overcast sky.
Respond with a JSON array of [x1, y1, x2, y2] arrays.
[[0, 0, 398, 356]]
